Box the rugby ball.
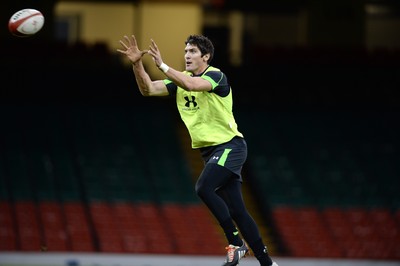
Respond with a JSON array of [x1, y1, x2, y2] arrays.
[[8, 8, 45, 37]]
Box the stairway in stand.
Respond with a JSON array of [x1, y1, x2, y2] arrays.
[[242, 182, 278, 255]]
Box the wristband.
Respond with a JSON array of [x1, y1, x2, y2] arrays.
[[159, 62, 170, 73]]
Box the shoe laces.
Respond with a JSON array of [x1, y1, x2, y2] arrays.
[[225, 244, 237, 262]]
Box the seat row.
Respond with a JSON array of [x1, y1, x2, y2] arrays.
[[0, 200, 225, 255], [272, 206, 400, 260]]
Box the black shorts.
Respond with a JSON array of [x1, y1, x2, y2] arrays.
[[199, 136, 248, 181]]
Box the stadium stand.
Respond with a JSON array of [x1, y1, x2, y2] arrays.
[[1, 41, 399, 260], [0, 105, 225, 255], [1, 105, 399, 260], [237, 110, 400, 260]]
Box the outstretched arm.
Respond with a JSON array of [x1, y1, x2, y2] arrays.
[[117, 35, 168, 96]]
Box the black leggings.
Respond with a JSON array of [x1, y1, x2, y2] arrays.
[[195, 163, 262, 247]]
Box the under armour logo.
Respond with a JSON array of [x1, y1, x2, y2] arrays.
[[184, 96, 197, 107]]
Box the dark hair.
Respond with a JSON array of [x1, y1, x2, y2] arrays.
[[185, 34, 214, 64]]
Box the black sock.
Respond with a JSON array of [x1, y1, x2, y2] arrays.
[[252, 239, 273, 266], [220, 219, 242, 246]]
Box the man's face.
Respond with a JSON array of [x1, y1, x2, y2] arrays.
[[184, 43, 208, 75]]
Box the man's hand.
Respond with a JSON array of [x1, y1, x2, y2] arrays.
[[117, 35, 148, 64], [147, 39, 164, 68]]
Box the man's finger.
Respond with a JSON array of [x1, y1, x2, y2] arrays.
[[116, 48, 126, 54], [119, 40, 129, 49], [131, 35, 138, 46], [124, 35, 132, 45]]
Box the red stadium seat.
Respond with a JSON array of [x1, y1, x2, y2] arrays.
[[113, 202, 149, 253], [14, 201, 42, 251], [135, 203, 175, 254], [63, 202, 95, 252], [273, 206, 342, 258], [89, 202, 124, 253], [0, 201, 17, 250], [39, 201, 69, 251]]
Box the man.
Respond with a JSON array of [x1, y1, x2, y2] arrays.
[[117, 34, 278, 266]]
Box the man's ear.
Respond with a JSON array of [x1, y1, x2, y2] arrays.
[[203, 54, 210, 61]]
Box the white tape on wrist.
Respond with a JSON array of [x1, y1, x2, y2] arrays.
[[159, 62, 169, 73]]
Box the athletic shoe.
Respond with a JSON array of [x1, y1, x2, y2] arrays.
[[222, 241, 249, 266], [272, 262, 279, 266]]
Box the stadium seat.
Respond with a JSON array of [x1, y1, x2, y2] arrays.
[[89, 202, 124, 253], [14, 201, 42, 251], [135, 203, 175, 254], [160, 203, 225, 255], [272, 206, 342, 258], [322, 207, 353, 249], [63, 202, 95, 252], [113, 202, 149, 253], [0, 201, 17, 250], [186, 204, 226, 254], [39, 201, 69, 251]]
